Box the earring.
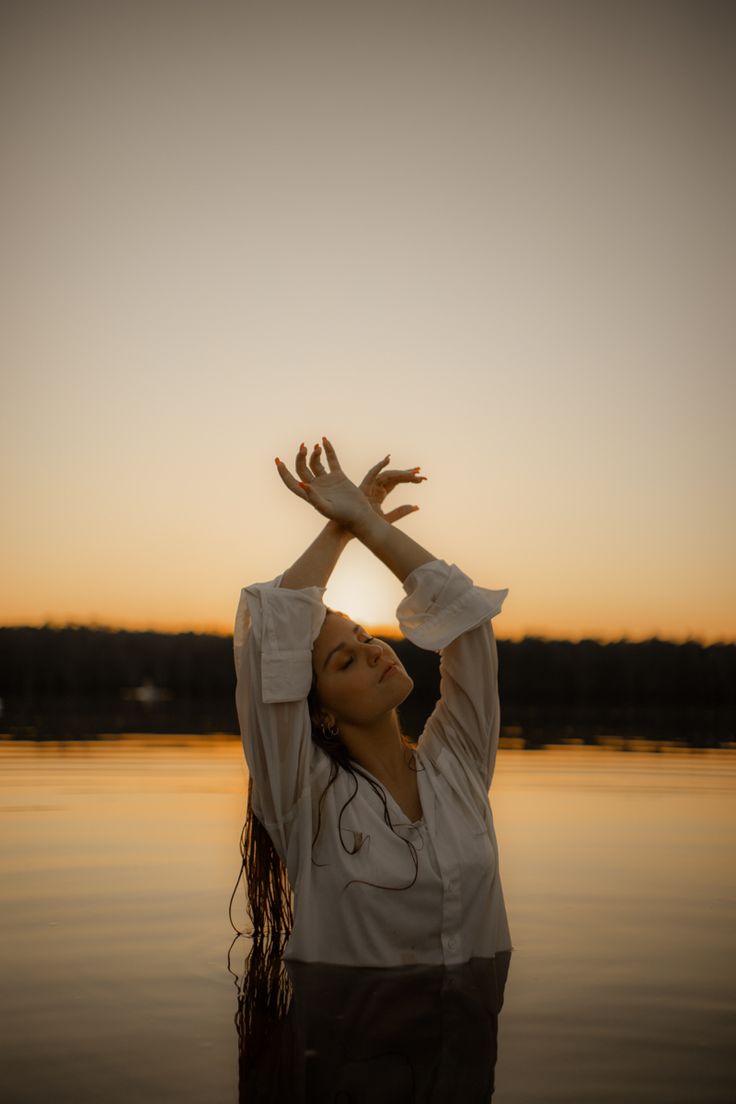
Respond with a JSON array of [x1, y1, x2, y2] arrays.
[[320, 718, 340, 740]]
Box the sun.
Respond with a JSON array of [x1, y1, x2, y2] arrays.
[[323, 545, 405, 635]]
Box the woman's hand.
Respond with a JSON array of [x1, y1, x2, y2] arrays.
[[357, 454, 426, 527], [275, 437, 426, 533]]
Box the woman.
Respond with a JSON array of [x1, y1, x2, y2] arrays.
[[233, 436, 513, 968]]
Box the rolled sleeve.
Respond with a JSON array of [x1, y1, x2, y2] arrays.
[[396, 560, 508, 651], [397, 560, 508, 790], [233, 575, 328, 858], [234, 575, 328, 703]]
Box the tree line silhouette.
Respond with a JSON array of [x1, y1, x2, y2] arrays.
[[1, 624, 733, 706]]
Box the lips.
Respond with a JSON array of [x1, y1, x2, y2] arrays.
[[379, 663, 398, 682]]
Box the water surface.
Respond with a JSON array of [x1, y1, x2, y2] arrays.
[[1, 736, 734, 1102]]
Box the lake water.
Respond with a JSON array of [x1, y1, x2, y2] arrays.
[[1, 734, 734, 1102]]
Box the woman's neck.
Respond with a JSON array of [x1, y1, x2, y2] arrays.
[[341, 712, 411, 784]]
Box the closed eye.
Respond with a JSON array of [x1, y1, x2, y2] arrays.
[[340, 635, 376, 670]]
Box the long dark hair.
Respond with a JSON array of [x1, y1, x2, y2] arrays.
[[229, 611, 420, 947]]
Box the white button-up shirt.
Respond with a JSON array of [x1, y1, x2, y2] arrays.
[[234, 558, 513, 968]]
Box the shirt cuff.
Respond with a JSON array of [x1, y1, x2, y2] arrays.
[[236, 575, 327, 703], [396, 560, 508, 651]]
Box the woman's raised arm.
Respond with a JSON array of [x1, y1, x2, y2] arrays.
[[279, 520, 352, 591], [349, 508, 435, 583]]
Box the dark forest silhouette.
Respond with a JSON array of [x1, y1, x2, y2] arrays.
[[0, 625, 733, 744], [1, 625, 733, 704]]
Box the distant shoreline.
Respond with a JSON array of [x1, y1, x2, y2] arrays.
[[1, 622, 732, 647], [1, 627, 734, 720]]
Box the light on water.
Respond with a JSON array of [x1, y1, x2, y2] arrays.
[[0, 735, 734, 1102]]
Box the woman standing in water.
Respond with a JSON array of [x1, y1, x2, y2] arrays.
[[233, 436, 512, 967]]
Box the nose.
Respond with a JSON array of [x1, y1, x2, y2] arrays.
[[365, 641, 383, 664]]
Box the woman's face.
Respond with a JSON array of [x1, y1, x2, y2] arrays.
[[311, 612, 413, 728]]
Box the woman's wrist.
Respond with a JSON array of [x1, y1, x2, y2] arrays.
[[348, 510, 389, 546], [324, 519, 354, 546]]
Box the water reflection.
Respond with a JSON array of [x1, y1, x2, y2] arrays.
[[2, 737, 734, 1102], [234, 941, 511, 1102], [1, 695, 733, 747]]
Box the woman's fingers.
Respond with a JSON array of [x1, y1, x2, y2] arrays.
[[282, 439, 424, 507], [384, 504, 419, 524], [309, 443, 326, 477], [379, 468, 427, 492], [297, 480, 331, 517], [321, 436, 341, 474], [360, 454, 391, 488], [275, 458, 309, 500], [295, 443, 311, 483], [283, 437, 338, 490]]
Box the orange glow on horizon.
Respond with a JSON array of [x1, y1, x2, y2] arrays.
[[0, 615, 733, 646]]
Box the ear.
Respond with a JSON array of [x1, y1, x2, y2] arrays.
[[313, 709, 336, 730]]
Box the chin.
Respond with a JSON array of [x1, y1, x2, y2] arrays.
[[394, 673, 414, 702]]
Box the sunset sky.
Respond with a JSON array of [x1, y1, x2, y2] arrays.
[[2, 0, 734, 643]]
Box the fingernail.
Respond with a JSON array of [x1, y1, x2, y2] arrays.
[[275, 457, 281, 464], [298, 481, 310, 491], [300, 442, 306, 451]]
